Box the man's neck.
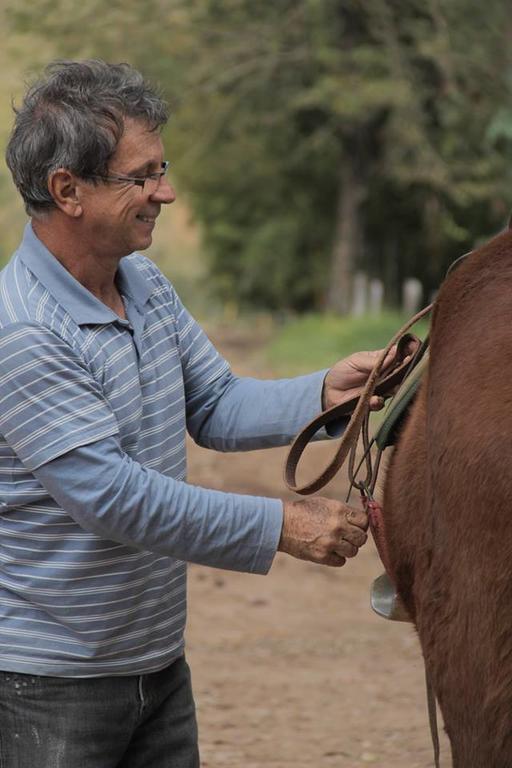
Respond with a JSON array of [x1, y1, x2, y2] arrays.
[[32, 218, 127, 319]]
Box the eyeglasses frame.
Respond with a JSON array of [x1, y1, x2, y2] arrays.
[[85, 160, 170, 191]]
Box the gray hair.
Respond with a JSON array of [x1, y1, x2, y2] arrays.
[[6, 59, 169, 217]]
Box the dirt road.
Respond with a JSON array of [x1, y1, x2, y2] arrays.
[[185, 327, 449, 768]]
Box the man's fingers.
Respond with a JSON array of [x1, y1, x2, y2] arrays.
[[344, 506, 369, 530], [341, 527, 368, 547], [334, 539, 358, 559], [404, 337, 421, 357], [381, 344, 398, 369], [279, 498, 369, 566], [323, 553, 346, 568]]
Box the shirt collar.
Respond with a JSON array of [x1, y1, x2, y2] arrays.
[[17, 223, 153, 326]]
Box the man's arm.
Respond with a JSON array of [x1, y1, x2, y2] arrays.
[[170, 288, 329, 450], [0, 320, 368, 573], [188, 369, 331, 451], [33, 436, 368, 572], [173, 290, 392, 450]]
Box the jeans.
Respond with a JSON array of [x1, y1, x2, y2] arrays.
[[0, 656, 199, 768]]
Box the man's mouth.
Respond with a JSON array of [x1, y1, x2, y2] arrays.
[[136, 215, 157, 224]]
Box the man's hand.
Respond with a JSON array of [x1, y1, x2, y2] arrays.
[[278, 497, 368, 567], [322, 340, 419, 412]]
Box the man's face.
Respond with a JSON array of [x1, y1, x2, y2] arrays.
[[78, 117, 175, 258]]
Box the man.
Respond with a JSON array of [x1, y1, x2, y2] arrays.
[[0, 59, 385, 767]]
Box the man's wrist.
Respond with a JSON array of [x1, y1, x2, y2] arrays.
[[278, 500, 298, 555]]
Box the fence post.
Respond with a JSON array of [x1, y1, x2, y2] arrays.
[[402, 278, 423, 315], [351, 272, 368, 316], [369, 279, 384, 314]]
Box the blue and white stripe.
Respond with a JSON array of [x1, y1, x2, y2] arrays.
[[0, 223, 324, 677]]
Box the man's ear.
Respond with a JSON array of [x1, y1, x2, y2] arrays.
[[47, 168, 83, 218]]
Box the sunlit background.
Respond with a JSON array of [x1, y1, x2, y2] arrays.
[[0, 0, 510, 370]]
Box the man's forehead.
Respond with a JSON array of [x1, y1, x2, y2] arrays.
[[111, 117, 164, 168]]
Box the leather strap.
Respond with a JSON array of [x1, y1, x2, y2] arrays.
[[426, 669, 441, 768], [284, 333, 421, 494]]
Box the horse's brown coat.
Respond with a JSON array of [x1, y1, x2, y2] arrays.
[[384, 228, 512, 766]]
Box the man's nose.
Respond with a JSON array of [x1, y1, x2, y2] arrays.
[[150, 178, 176, 204]]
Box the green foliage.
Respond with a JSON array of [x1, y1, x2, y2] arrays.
[[168, 0, 512, 309], [267, 311, 429, 376], [4, 0, 512, 311]]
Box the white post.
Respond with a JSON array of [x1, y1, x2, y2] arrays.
[[351, 271, 368, 316], [402, 278, 423, 315], [369, 279, 384, 314]]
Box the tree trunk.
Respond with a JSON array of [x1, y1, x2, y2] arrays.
[[325, 157, 365, 314]]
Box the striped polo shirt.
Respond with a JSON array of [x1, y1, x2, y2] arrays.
[[0, 223, 326, 677]]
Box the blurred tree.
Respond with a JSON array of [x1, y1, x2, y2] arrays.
[[5, 0, 512, 312], [166, 0, 512, 310], [361, 0, 512, 303]]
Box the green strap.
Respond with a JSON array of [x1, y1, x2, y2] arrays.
[[375, 351, 429, 450]]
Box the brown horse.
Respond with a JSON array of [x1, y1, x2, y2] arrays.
[[384, 227, 512, 767]]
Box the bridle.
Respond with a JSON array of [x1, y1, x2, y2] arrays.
[[284, 303, 433, 500], [284, 246, 473, 502]]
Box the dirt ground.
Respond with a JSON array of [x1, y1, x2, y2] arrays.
[[185, 327, 450, 768]]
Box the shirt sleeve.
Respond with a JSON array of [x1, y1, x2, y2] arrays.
[[172, 290, 333, 449], [0, 323, 120, 470], [32, 436, 284, 574]]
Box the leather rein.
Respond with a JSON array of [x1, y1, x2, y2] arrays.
[[284, 252, 470, 537], [284, 302, 433, 501]]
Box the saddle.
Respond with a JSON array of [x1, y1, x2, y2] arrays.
[[374, 347, 429, 451]]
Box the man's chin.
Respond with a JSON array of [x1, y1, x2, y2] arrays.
[[133, 233, 153, 253]]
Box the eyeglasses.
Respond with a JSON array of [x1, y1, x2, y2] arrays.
[[85, 161, 170, 193]]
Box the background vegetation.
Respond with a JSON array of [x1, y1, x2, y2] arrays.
[[0, 0, 510, 365]]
